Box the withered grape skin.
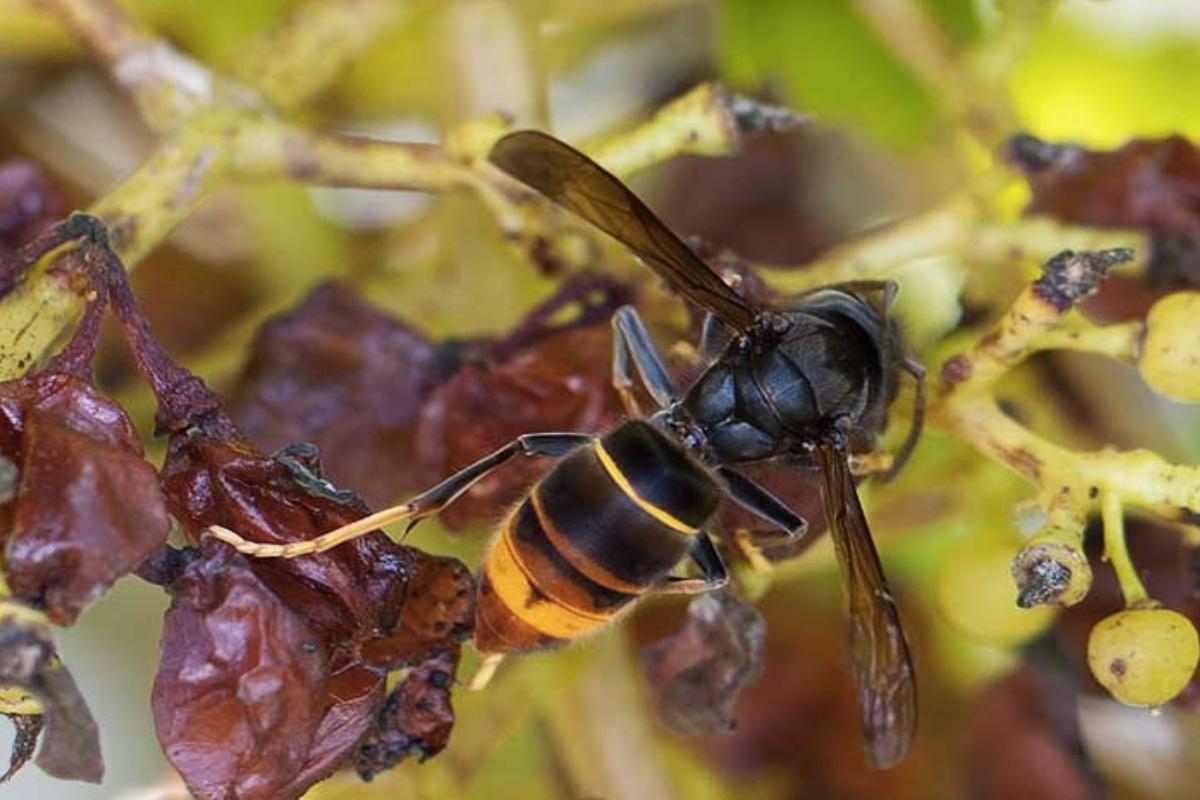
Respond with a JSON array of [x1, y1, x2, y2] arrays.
[[230, 283, 445, 508], [1009, 134, 1200, 287], [965, 667, 1097, 800], [1087, 607, 1200, 707], [152, 539, 332, 800], [0, 160, 65, 256], [355, 650, 459, 779], [415, 321, 622, 529], [0, 374, 171, 625], [642, 592, 766, 736], [154, 433, 473, 799]]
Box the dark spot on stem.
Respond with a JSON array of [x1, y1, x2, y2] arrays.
[[998, 446, 1043, 481], [1004, 133, 1083, 173], [0, 713, 42, 783], [940, 354, 972, 390], [1032, 249, 1135, 312], [1016, 559, 1071, 608], [727, 92, 809, 136], [1109, 658, 1127, 678]]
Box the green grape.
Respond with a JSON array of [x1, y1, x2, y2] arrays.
[[1139, 292, 1200, 402], [935, 535, 1056, 646], [1087, 607, 1200, 707]]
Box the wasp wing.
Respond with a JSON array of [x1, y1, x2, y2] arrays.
[[489, 130, 758, 332], [815, 438, 916, 769]]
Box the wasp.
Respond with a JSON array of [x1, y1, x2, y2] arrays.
[[211, 130, 926, 768]]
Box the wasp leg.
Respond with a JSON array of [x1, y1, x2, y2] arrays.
[[717, 466, 808, 540], [208, 432, 593, 558], [878, 357, 925, 483], [612, 305, 678, 416], [466, 653, 506, 691], [653, 531, 729, 595]]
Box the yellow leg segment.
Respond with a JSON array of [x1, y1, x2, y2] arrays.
[[467, 654, 506, 691], [205, 502, 417, 558]]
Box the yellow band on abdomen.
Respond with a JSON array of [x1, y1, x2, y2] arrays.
[[484, 522, 614, 640], [592, 440, 697, 535]]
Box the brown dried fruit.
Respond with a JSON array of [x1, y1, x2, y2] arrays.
[[416, 319, 623, 529], [0, 375, 171, 625], [42, 215, 480, 794], [161, 435, 471, 655], [0, 221, 170, 625], [155, 434, 472, 797], [229, 283, 448, 507], [0, 161, 66, 259], [964, 665, 1097, 800], [1008, 134, 1200, 287], [642, 591, 765, 736], [355, 650, 459, 780], [664, 134, 832, 264], [152, 538, 334, 800]]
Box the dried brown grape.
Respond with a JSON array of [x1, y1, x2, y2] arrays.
[[355, 650, 459, 779], [0, 220, 170, 625], [0, 161, 66, 258], [152, 538, 334, 800], [230, 283, 448, 507], [964, 666, 1097, 800], [39, 217, 483, 794], [155, 434, 473, 797], [1008, 134, 1200, 288], [642, 591, 765, 735], [415, 321, 622, 528]]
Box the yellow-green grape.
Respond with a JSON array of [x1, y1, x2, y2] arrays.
[[1139, 292, 1200, 402], [1087, 607, 1200, 707], [935, 536, 1056, 646]]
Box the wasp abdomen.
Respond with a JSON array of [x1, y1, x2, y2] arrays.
[[475, 421, 722, 653]]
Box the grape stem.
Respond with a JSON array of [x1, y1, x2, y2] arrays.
[[935, 250, 1200, 520], [1101, 489, 1151, 608], [9, 0, 778, 378], [931, 247, 1200, 606]]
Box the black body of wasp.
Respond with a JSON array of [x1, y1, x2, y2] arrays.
[[212, 129, 925, 770], [678, 288, 903, 464]]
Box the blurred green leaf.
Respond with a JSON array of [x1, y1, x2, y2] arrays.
[[717, 0, 941, 148], [918, 0, 985, 46], [162, 0, 292, 69], [463, 719, 558, 800]]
